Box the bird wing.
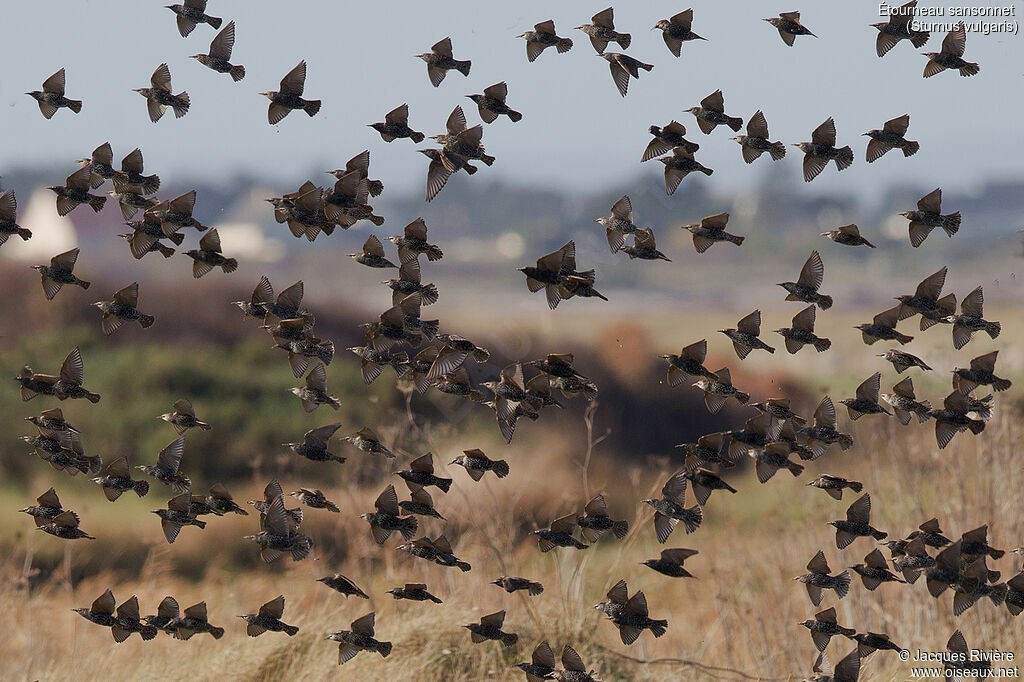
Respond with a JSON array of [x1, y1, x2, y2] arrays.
[[700, 89, 725, 112], [735, 309, 761, 336], [797, 250, 824, 290], [811, 118, 837, 147], [112, 281, 140, 308], [375, 484, 400, 516], [846, 494, 871, 525], [208, 21, 236, 60], [883, 114, 910, 136], [855, 372, 881, 402], [258, 595, 286, 619], [43, 68, 67, 95], [279, 61, 307, 95]]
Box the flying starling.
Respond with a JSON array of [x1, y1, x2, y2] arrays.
[[492, 576, 544, 596], [678, 212, 741, 252], [343, 426, 393, 458], [896, 266, 955, 329], [261, 61, 321, 124], [644, 469, 703, 543], [686, 90, 742, 135], [93, 282, 154, 335], [731, 110, 785, 163], [900, 188, 960, 247], [795, 118, 854, 182], [387, 583, 442, 604], [397, 534, 472, 571], [369, 103, 425, 143], [32, 247, 90, 301], [595, 580, 668, 645], [856, 306, 913, 346], [1005, 572, 1024, 616], [851, 549, 906, 590], [111, 148, 160, 197], [322, 172, 384, 228], [685, 468, 737, 506], [804, 649, 861, 682], [840, 372, 891, 420], [765, 11, 816, 45], [641, 121, 699, 162], [519, 241, 575, 310], [348, 334, 408, 386], [93, 456, 150, 501], [119, 228, 175, 260], [432, 366, 486, 402], [74, 590, 118, 629], [872, 0, 929, 56], [953, 557, 1007, 616], [751, 397, 807, 426], [724, 414, 784, 461], [159, 398, 211, 435], [945, 630, 992, 679], [467, 81, 522, 124], [0, 190, 31, 246], [795, 550, 851, 606], [382, 260, 438, 307], [961, 524, 1005, 561], [27, 68, 82, 118], [464, 610, 518, 648], [153, 492, 206, 544], [50, 346, 100, 403], [290, 364, 340, 412], [908, 517, 952, 549], [534, 513, 589, 551], [386, 218, 443, 264], [135, 64, 190, 122], [137, 435, 190, 493], [946, 286, 1000, 350], [361, 485, 417, 545], [236, 277, 308, 322], [677, 433, 733, 471], [751, 442, 805, 483], [25, 407, 79, 437], [397, 452, 452, 493], [290, 488, 340, 513], [721, 310, 775, 359], [799, 607, 855, 653], [326, 149, 384, 198], [140, 597, 181, 636], [693, 367, 749, 414], [450, 448, 509, 481], [399, 483, 445, 520], [319, 574, 369, 599], [111, 596, 158, 642], [776, 420, 818, 461], [285, 423, 345, 464], [77, 142, 116, 189], [190, 20, 244, 81], [641, 547, 698, 579], [820, 223, 875, 248], [48, 168, 106, 216], [271, 319, 331, 374], [240, 596, 299, 637], [577, 494, 629, 542], [516, 641, 556, 682], [661, 340, 718, 387], [245, 490, 313, 563], [807, 475, 862, 501], [621, 228, 671, 261], [328, 612, 392, 665], [168, 601, 225, 640], [925, 540, 963, 598], [891, 537, 936, 584], [431, 115, 495, 168], [864, 114, 919, 163], [551, 645, 599, 682], [924, 23, 980, 77], [576, 7, 630, 54], [830, 494, 887, 549], [203, 483, 247, 516], [166, 0, 221, 36], [930, 390, 986, 449], [654, 9, 706, 57], [780, 251, 833, 310], [185, 228, 238, 278], [881, 377, 931, 425], [146, 189, 207, 236], [417, 37, 471, 87], [600, 52, 653, 97], [348, 235, 396, 269], [20, 488, 74, 526], [519, 20, 573, 62], [658, 148, 712, 193]]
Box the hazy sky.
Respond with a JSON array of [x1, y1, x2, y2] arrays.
[[3, 1, 1023, 198]]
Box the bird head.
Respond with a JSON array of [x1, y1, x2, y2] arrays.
[[29, 265, 43, 271], [870, 22, 887, 30], [894, 295, 912, 304], [91, 301, 104, 309], [414, 53, 432, 61], [465, 94, 481, 103], [258, 91, 275, 99], [653, 21, 669, 31], [574, 25, 587, 30], [897, 211, 913, 218], [385, 589, 400, 597], [188, 54, 205, 61], [684, 107, 701, 115]]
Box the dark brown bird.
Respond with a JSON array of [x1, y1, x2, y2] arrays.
[[751, 441, 804, 483], [840, 372, 891, 420], [382, 259, 438, 307], [924, 23, 980, 77], [318, 574, 369, 600], [684, 468, 737, 506], [621, 228, 670, 261], [205, 483, 247, 515], [135, 64, 190, 122], [397, 534, 471, 571], [465, 610, 518, 648], [897, 266, 956, 330], [829, 494, 887, 549], [327, 149, 384, 198], [515, 641, 556, 682], [881, 377, 931, 425], [27, 68, 81, 118], [112, 596, 158, 642], [533, 513, 589, 551], [168, 601, 225, 640], [0, 190, 31, 246], [945, 630, 991, 679], [386, 583, 442, 604], [153, 492, 206, 544], [852, 549, 906, 590], [643, 469, 702, 543], [19, 488, 74, 525], [678, 212, 740, 252], [686, 89, 742, 134], [576, 7, 630, 54], [946, 286, 1000, 350], [795, 118, 854, 182], [872, 0, 929, 57], [399, 484, 445, 520], [890, 536, 936, 584], [820, 223, 875, 248], [450, 448, 509, 481], [798, 402, 854, 459], [600, 52, 653, 97], [577, 494, 628, 541], [900, 188, 960, 247], [327, 613, 392, 665], [260, 61, 321, 124], [721, 309, 775, 359], [349, 235, 396, 269], [397, 452, 452, 493], [519, 20, 573, 62], [137, 434, 190, 493], [661, 339, 718, 386], [519, 240, 576, 310], [642, 121, 699, 162], [290, 364, 340, 412], [594, 580, 668, 645], [654, 9, 706, 57], [467, 81, 522, 123], [160, 398, 211, 434], [47, 168, 106, 216], [285, 423, 345, 464], [93, 282, 154, 335], [93, 456, 150, 501], [146, 189, 207, 236], [166, 0, 221, 36], [360, 485, 417, 545], [693, 367, 749, 414], [32, 247, 90, 300], [764, 11, 816, 45], [908, 517, 953, 549], [807, 474, 862, 500], [778, 251, 833, 309], [492, 576, 544, 596], [795, 550, 851, 606], [112, 147, 160, 196], [290, 488, 340, 513], [731, 110, 785, 163], [864, 114, 919, 162], [775, 305, 831, 354], [642, 547, 699, 579], [799, 607, 856, 653], [190, 20, 245, 81], [929, 390, 987, 449], [658, 148, 712, 193], [185, 228, 238, 278], [142, 596, 180, 634], [370, 103, 424, 143], [52, 346, 100, 403], [856, 305, 914, 346], [956, 350, 1013, 393], [240, 595, 299, 637], [419, 148, 475, 202], [417, 37, 471, 87]]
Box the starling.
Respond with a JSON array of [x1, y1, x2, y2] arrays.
[[751, 397, 807, 426], [349, 235, 396, 269], [960, 525, 1005, 561], [519, 241, 576, 310], [0, 190, 31, 246], [803, 649, 861, 682], [492, 576, 544, 596], [929, 390, 986, 449], [399, 484, 445, 520], [74, 590, 118, 629], [119, 230, 175, 259], [245, 491, 313, 563], [795, 118, 854, 182], [205, 483, 247, 516], [261, 61, 321, 124], [799, 607, 855, 653], [795, 550, 851, 607], [112, 596, 158, 642], [731, 110, 785, 164], [47, 167, 106, 216], [93, 456, 150, 501], [327, 149, 384, 198], [621, 228, 670, 261], [387, 583, 442, 604], [77, 142, 116, 189], [657, 148, 712, 193], [839, 372, 891, 420], [677, 432, 733, 471], [146, 190, 207, 235], [778, 251, 833, 310], [465, 610, 518, 648], [290, 488, 340, 513], [600, 52, 653, 97], [417, 37, 471, 87], [248, 481, 304, 526], [642, 547, 699, 579], [924, 23, 980, 77], [577, 494, 629, 542], [576, 7, 630, 54], [900, 188, 960, 247], [751, 442, 805, 483], [684, 468, 737, 506], [908, 517, 952, 550], [113, 148, 160, 196], [32, 248, 90, 301], [693, 367, 749, 414], [594, 580, 668, 645], [881, 377, 931, 425], [953, 557, 1007, 616], [678, 212, 741, 252], [661, 340, 718, 386], [431, 114, 495, 168], [820, 223, 875, 248], [764, 11, 816, 45], [654, 9, 706, 57], [872, 0, 929, 57], [285, 423, 345, 464], [433, 367, 486, 402], [1005, 572, 1024, 616], [851, 548, 905, 590], [348, 334, 408, 386], [644, 469, 703, 543], [533, 513, 589, 551], [319, 574, 369, 599], [160, 398, 211, 434], [856, 306, 913, 346], [776, 420, 817, 461], [387, 217, 443, 263], [397, 534, 472, 571], [524, 373, 566, 411], [686, 90, 742, 135], [143, 597, 181, 636], [954, 350, 1012, 393], [419, 148, 476, 202], [343, 426, 393, 458], [945, 630, 991, 679], [641, 121, 699, 162], [185, 229, 238, 278], [153, 492, 206, 544], [166, 0, 221, 36], [450, 448, 509, 481], [93, 282, 154, 335], [397, 452, 452, 493], [169, 601, 225, 640], [322, 172, 384, 228], [370, 103, 424, 143], [721, 310, 775, 359], [361, 485, 417, 545], [361, 301, 423, 350], [807, 475, 862, 501], [290, 364, 340, 412], [923, 540, 966, 598], [467, 81, 522, 124], [328, 613, 392, 664], [891, 537, 936, 584], [25, 407, 78, 436], [20, 488, 78, 532], [382, 260, 437, 307], [519, 20, 573, 62], [240, 596, 299, 637], [725, 415, 781, 462], [27, 68, 81, 119], [864, 114, 919, 163], [50, 346, 100, 403], [551, 645, 599, 682], [946, 286, 1000, 350], [190, 21, 244, 81], [137, 435, 190, 493], [236, 277, 308, 322], [135, 64, 190, 122], [516, 641, 557, 682], [896, 266, 957, 329], [830, 494, 887, 549]]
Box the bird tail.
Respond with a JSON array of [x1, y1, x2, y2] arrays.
[[817, 295, 833, 310], [902, 140, 920, 157], [768, 142, 786, 161], [557, 38, 574, 52], [734, 391, 750, 404], [700, 166, 713, 176], [86, 392, 101, 404], [894, 331, 914, 345], [848, 481, 863, 494], [67, 99, 83, 114], [480, 154, 496, 167], [435, 477, 453, 493], [455, 60, 472, 77], [787, 461, 805, 477], [942, 212, 961, 237], [989, 583, 1008, 606], [17, 227, 33, 241], [139, 314, 156, 328], [985, 321, 1001, 339], [493, 460, 510, 478], [304, 100, 322, 117], [638, 60, 654, 72], [167, 232, 185, 246], [456, 560, 472, 572], [871, 529, 887, 540], [377, 641, 393, 658], [401, 517, 418, 541], [77, 279, 92, 290], [415, 284, 439, 306], [992, 377, 1013, 392], [834, 147, 854, 171], [208, 15, 223, 29], [813, 337, 832, 352], [507, 109, 523, 122], [134, 480, 150, 497], [230, 65, 246, 82], [194, 519, 207, 530], [283, 624, 299, 636], [612, 520, 629, 539], [210, 625, 225, 639], [410, 131, 425, 143], [838, 434, 854, 450], [221, 258, 239, 274], [172, 93, 190, 118], [968, 418, 987, 435], [366, 214, 384, 226], [158, 244, 175, 258], [910, 31, 930, 47], [725, 234, 744, 246], [649, 620, 668, 638], [835, 570, 851, 598], [501, 632, 519, 647], [726, 116, 743, 132], [88, 195, 107, 212], [959, 62, 980, 77], [617, 34, 632, 49]]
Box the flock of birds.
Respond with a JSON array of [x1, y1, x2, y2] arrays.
[[3, 1, 1017, 679]]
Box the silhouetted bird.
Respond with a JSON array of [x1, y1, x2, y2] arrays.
[[138, 435, 190, 493], [417, 37, 471, 87], [467, 81, 522, 123], [576, 8, 630, 54], [328, 613, 392, 665], [679, 212, 740, 252], [166, 0, 221, 36], [796, 118, 853, 182], [820, 223, 875, 248], [840, 372, 891, 420], [387, 583, 442, 604], [516, 641, 556, 682], [245, 492, 313, 563], [688, 468, 738, 506], [519, 240, 576, 309], [644, 469, 702, 543], [32, 247, 90, 301], [778, 251, 833, 309], [112, 596, 158, 642], [48, 168, 106, 216], [924, 540, 963, 597], [160, 398, 210, 434], [577, 494, 628, 542], [261, 61, 320, 124], [961, 525, 1005, 561], [361, 485, 417, 545], [319, 574, 369, 599], [686, 90, 742, 135], [799, 607, 855, 652], [190, 20, 245, 81], [397, 534, 472, 571], [881, 377, 931, 425], [642, 547, 699, 579], [327, 149, 384, 197], [52, 346, 100, 403], [765, 11, 816, 45], [519, 20, 573, 62], [658, 148, 712, 193], [450, 448, 509, 481], [135, 64, 189, 122], [93, 456, 149, 501], [368, 102, 425, 144], [240, 595, 298, 637], [286, 423, 345, 464], [946, 286, 1000, 350], [27, 68, 81, 118], [465, 610, 518, 648], [595, 580, 668, 645], [775, 305, 831, 354], [185, 229, 237, 278], [864, 114, 918, 163], [169, 601, 224, 640], [387, 217, 443, 263], [343, 426, 393, 458], [654, 9, 705, 57], [0, 190, 31, 246], [803, 649, 861, 682], [852, 549, 905, 590], [830, 494, 887, 549], [290, 488, 340, 513], [732, 110, 785, 164], [153, 492, 206, 544], [397, 452, 452, 492], [930, 390, 986, 449], [856, 306, 913, 346], [642, 122, 699, 162], [492, 576, 544, 595], [291, 364, 340, 412], [93, 282, 154, 335], [621, 228, 670, 261], [872, 0, 929, 56], [600, 53, 653, 97], [1005, 573, 1024, 616], [693, 367, 749, 414], [534, 513, 589, 551], [945, 630, 991, 679], [721, 310, 775, 359], [953, 557, 1007, 616], [924, 23, 980, 77], [74, 590, 118, 630], [900, 188, 960, 247], [896, 266, 955, 329]]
